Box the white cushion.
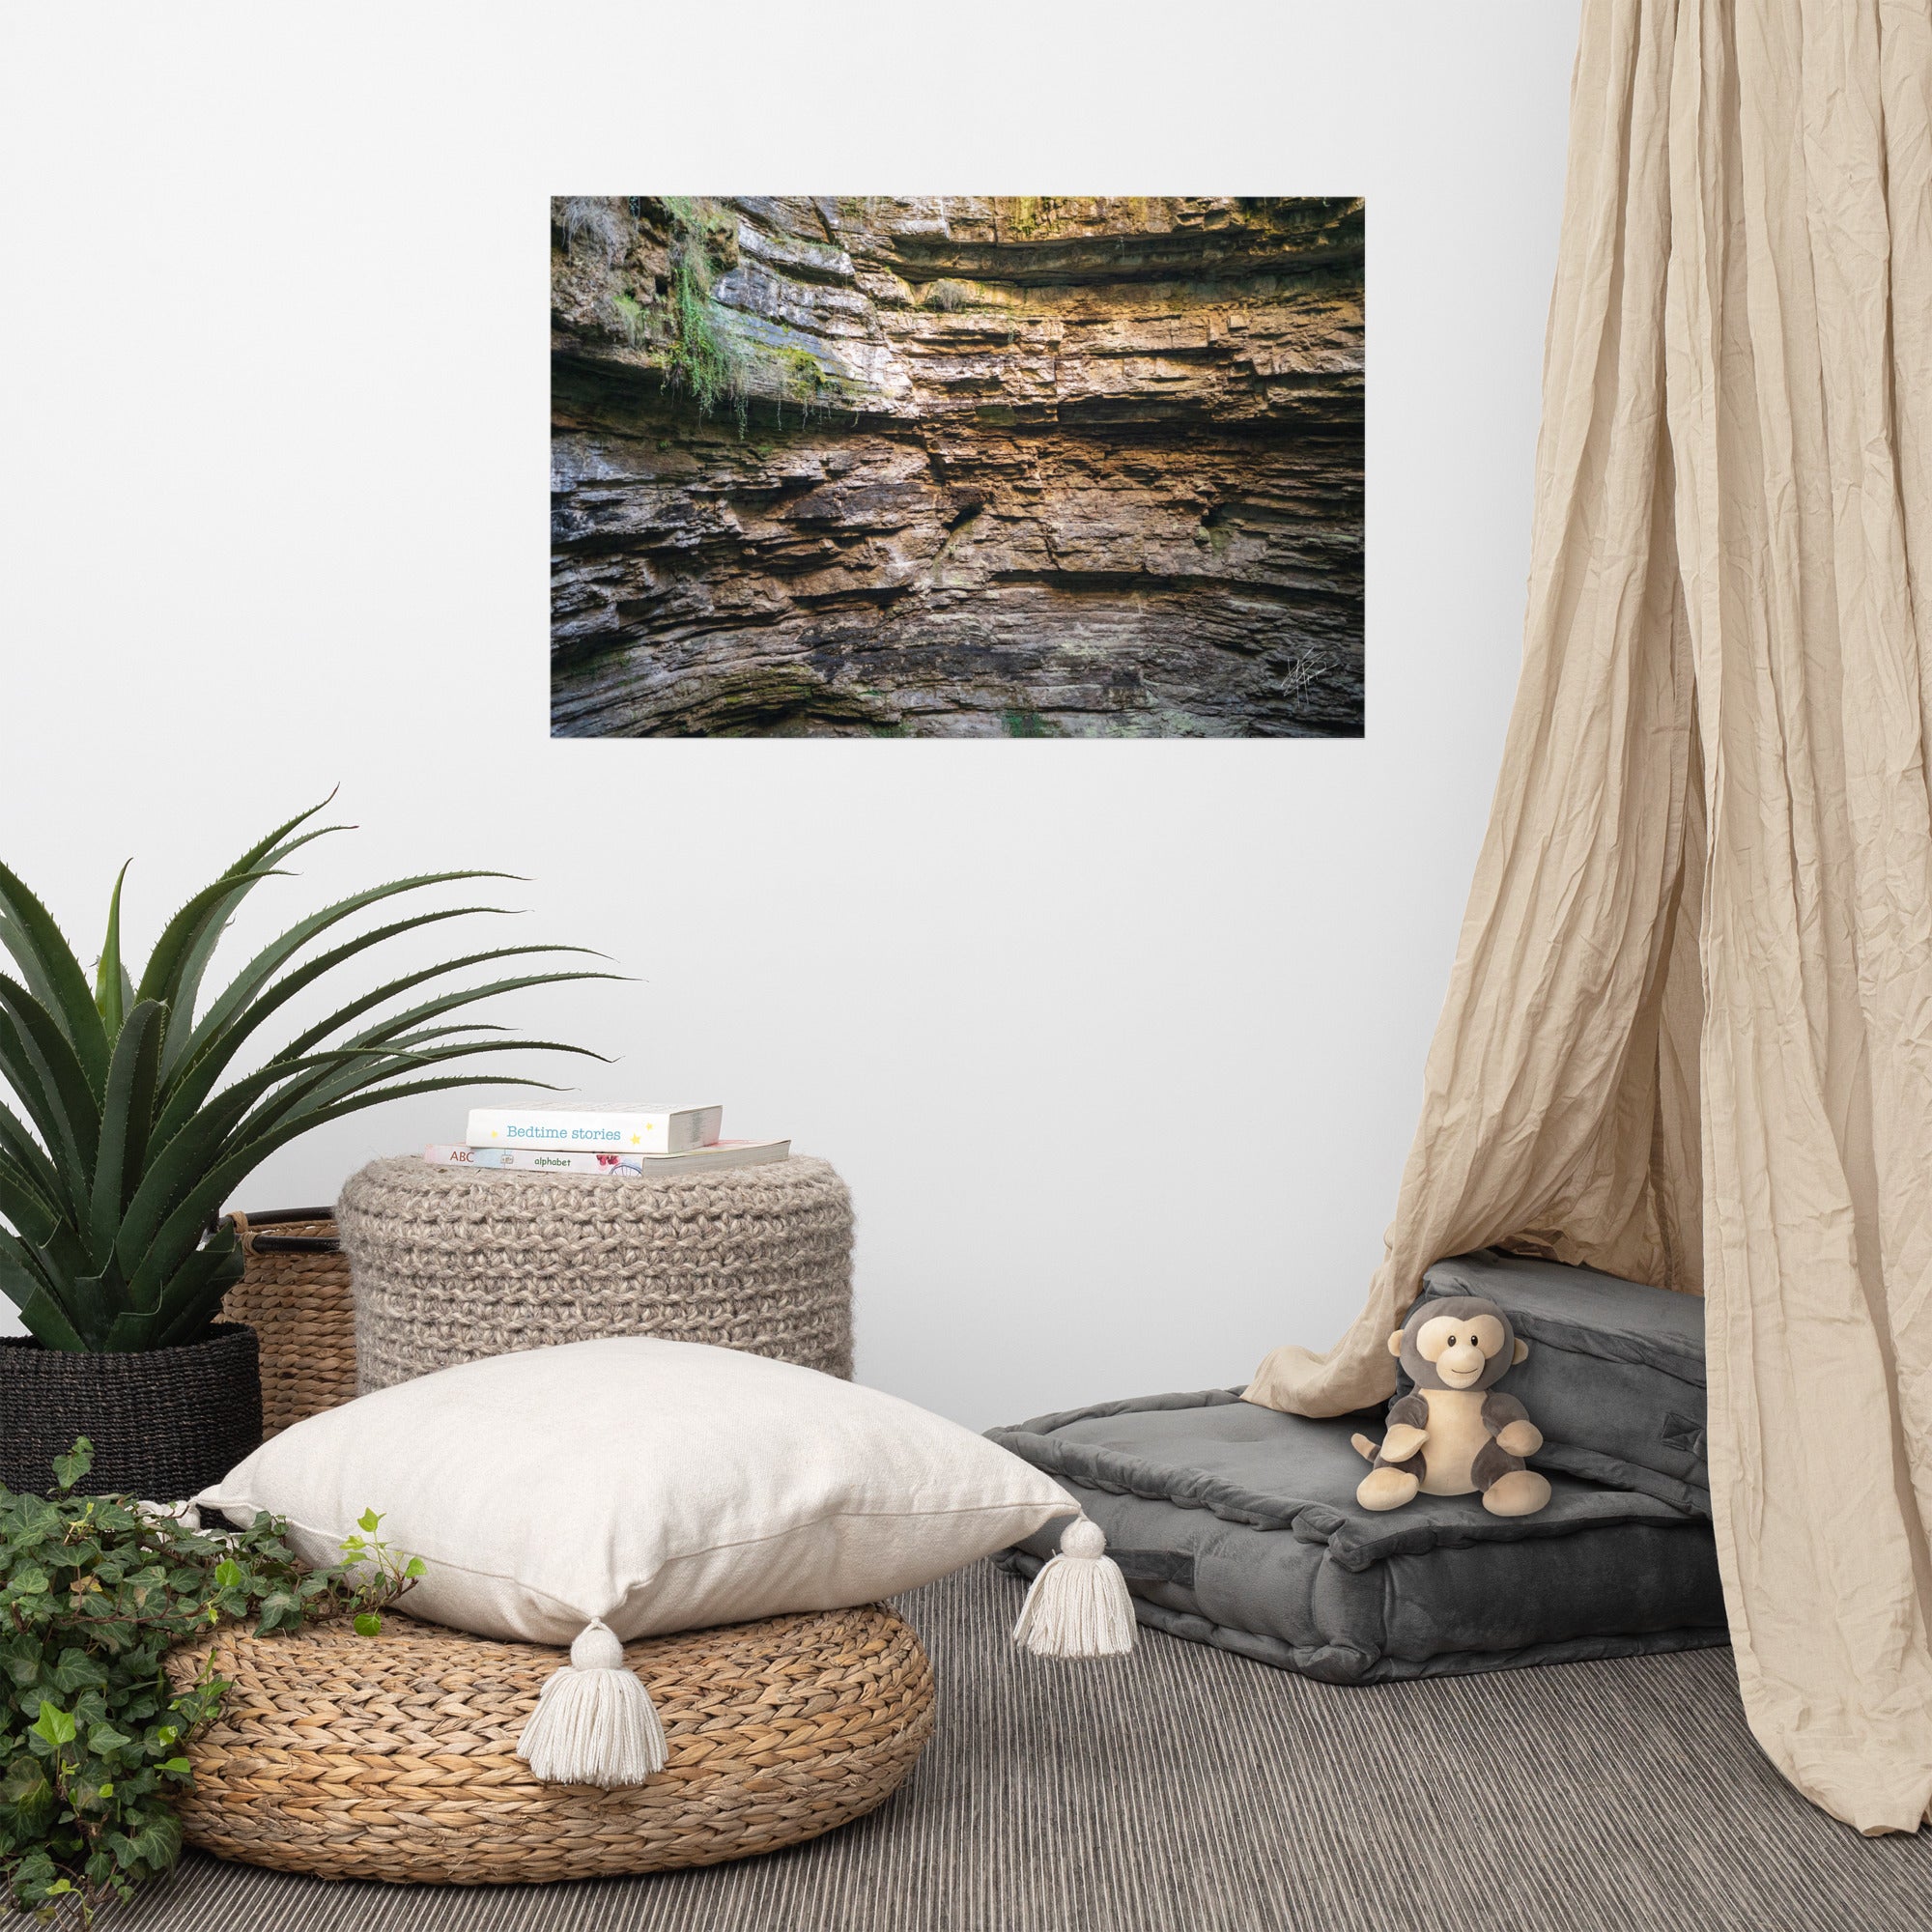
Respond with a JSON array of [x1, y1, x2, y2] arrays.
[[196, 1338, 1077, 1645]]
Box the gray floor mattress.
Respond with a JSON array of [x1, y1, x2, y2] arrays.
[[991, 1389, 1726, 1683]]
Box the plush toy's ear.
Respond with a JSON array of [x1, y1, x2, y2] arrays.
[[1388, 1330, 1406, 1356], [1513, 1339, 1529, 1365]]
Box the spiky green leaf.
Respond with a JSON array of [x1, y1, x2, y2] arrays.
[[137, 1073, 565, 1345], [0, 974, 100, 1193], [89, 1000, 165, 1269], [157, 911, 562, 1126], [235, 1032, 605, 1151], [270, 953, 616, 1069], [116, 1236, 243, 1350], [0, 861, 110, 1093], [153, 798, 348, 1077], [114, 1048, 406, 1283], [0, 1165, 60, 1261], [0, 1126, 63, 1239], [171, 875, 519, 1075], [132, 867, 285, 1015], [94, 861, 131, 1037], [0, 1234, 83, 1348], [13, 1291, 85, 1351]]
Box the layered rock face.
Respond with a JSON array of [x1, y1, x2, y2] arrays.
[[552, 197, 1364, 738]]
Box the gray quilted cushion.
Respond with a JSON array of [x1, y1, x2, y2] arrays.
[[990, 1389, 1724, 1684], [1421, 1249, 1708, 1515]]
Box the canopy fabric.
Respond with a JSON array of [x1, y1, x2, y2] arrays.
[[1247, 0, 1932, 1834]]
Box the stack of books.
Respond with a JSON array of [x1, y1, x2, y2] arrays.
[[424, 1104, 789, 1177]]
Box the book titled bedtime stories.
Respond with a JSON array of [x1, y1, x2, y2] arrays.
[[426, 1141, 789, 1177], [465, 1103, 724, 1153]]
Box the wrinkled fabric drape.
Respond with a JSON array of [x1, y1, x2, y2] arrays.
[[1247, 0, 1932, 1833]]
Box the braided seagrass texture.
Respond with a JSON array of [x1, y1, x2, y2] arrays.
[[167, 1603, 933, 1883], [336, 1155, 854, 1392], [220, 1211, 358, 1437]]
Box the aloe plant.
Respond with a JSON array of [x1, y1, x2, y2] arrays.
[[0, 801, 612, 1352]]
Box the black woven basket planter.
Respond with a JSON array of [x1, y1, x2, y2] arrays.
[[0, 1323, 263, 1501]]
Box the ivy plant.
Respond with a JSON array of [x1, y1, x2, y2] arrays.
[[0, 1440, 418, 1923]]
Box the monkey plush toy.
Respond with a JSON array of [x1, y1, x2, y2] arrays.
[[1350, 1294, 1552, 1517]]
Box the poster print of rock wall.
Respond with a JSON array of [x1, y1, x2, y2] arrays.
[[552, 197, 1364, 739]]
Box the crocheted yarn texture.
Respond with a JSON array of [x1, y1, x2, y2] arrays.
[[336, 1155, 854, 1392]]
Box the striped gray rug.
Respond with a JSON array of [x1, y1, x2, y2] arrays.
[[128, 1561, 1931, 1932]]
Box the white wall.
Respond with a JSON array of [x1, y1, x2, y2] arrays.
[[0, 2, 1579, 1427]]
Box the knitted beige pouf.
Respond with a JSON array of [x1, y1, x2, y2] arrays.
[[168, 1603, 933, 1884], [336, 1155, 853, 1392]]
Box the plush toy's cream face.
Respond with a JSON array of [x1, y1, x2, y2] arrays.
[[1386, 1294, 1527, 1392], [1413, 1312, 1505, 1387]]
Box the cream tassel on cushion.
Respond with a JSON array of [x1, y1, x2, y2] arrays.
[[1011, 1517, 1136, 1659], [516, 1619, 668, 1785]]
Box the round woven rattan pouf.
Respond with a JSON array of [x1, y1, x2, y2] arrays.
[[168, 1603, 933, 1884], [336, 1154, 854, 1392]]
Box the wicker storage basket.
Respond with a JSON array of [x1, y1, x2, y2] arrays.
[[169, 1602, 933, 1884], [220, 1208, 358, 1437]]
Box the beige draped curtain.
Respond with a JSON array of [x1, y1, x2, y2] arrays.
[[1249, 0, 1932, 1834]]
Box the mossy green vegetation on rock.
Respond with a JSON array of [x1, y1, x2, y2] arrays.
[[660, 197, 744, 424]]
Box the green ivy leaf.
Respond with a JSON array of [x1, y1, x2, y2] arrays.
[[356, 1508, 383, 1534], [1, 1642, 43, 1687], [11, 1851, 58, 1896], [49, 1646, 108, 1694], [156, 1757, 192, 1776], [49, 1437, 94, 1493], [112, 1810, 181, 1869], [70, 1772, 116, 1813], [0, 1756, 51, 1806], [404, 1556, 426, 1579], [31, 1701, 76, 1748], [353, 1611, 383, 1637], [211, 1557, 243, 1589]]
